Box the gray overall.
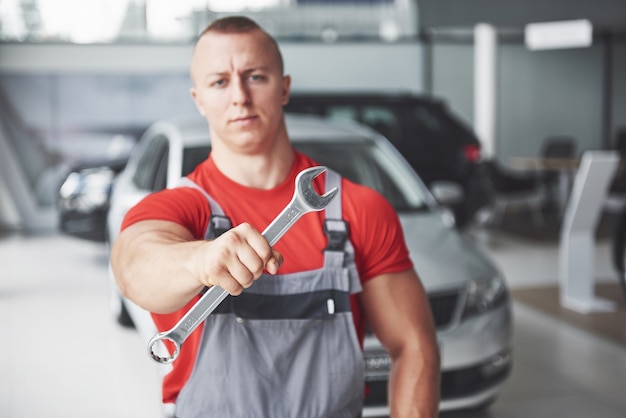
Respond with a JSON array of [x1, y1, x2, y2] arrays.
[[175, 170, 365, 418]]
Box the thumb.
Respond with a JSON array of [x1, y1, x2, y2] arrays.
[[265, 250, 284, 274]]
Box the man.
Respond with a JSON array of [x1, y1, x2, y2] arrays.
[[111, 16, 439, 418]]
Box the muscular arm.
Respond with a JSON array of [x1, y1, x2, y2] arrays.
[[110, 219, 282, 314], [359, 269, 440, 418]]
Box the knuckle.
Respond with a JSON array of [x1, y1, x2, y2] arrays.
[[240, 271, 256, 288], [235, 222, 254, 236], [221, 278, 243, 296], [220, 231, 242, 247], [256, 245, 272, 262]]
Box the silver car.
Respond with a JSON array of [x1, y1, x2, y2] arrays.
[[107, 114, 513, 417]]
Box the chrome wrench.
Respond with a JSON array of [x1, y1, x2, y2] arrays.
[[148, 166, 338, 364]]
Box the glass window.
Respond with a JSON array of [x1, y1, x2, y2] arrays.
[[182, 146, 211, 176], [132, 135, 168, 191], [406, 103, 471, 145], [294, 139, 428, 212], [0, 0, 417, 43], [361, 105, 402, 142], [152, 147, 169, 192], [326, 106, 358, 122]]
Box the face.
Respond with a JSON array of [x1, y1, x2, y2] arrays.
[[190, 30, 291, 155]]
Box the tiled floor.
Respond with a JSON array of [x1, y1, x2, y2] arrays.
[[1, 226, 625, 418]]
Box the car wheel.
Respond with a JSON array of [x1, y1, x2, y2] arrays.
[[108, 272, 135, 328], [112, 292, 135, 328]]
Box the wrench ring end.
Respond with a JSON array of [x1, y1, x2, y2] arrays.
[[148, 332, 180, 364]]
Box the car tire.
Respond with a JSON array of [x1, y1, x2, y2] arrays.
[[112, 292, 135, 328], [108, 268, 135, 328]]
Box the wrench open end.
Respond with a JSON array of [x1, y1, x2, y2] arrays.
[[295, 166, 338, 211]]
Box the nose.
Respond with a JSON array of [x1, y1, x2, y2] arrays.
[[231, 76, 251, 106]]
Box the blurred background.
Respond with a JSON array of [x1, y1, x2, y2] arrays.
[[1, 1, 626, 417]]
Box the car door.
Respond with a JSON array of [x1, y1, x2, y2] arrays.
[[107, 135, 169, 243]]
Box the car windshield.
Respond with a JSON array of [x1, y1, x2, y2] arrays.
[[182, 146, 211, 176], [294, 139, 430, 212]]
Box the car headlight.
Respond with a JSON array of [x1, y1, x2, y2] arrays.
[[59, 168, 114, 211], [462, 276, 508, 318], [59, 172, 81, 199], [83, 169, 115, 207]]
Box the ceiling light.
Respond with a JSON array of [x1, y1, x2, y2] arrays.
[[525, 19, 593, 51]]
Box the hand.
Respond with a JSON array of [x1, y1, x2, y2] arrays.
[[198, 222, 283, 295]]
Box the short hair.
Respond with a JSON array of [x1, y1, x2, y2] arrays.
[[195, 16, 284, 74]]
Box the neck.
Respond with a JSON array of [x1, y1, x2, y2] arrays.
[[210, 127, 295, 190]]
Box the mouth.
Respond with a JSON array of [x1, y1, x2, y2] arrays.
[[230, 115, 258, 124]]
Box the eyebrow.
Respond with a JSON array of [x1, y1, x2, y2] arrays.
[[206, 66, 272, 77], [199, 65, 274, 86]]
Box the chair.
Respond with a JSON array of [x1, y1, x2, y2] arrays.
[[481, 159, 544, 227]]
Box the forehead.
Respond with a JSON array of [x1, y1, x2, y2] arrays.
[[192, 30, 280, 74]]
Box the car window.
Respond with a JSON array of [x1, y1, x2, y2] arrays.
[[182, 146, 211, 176], [132, 135, 168, 191], [361, 106, 402, 143], [326, 106, 358, 122], [409, 105, 453, 136], [293, 102, 404, 145], [405, 103, 475, 146], [152, 147, 169, 192], [286, 95, 478, 149], [294, 139, 428, 212]]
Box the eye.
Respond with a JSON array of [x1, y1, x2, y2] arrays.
[[210, 78, 227, 88], [249, 73, 266, 82]]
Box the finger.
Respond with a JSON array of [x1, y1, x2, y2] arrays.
[[265, 250, 283, 274], [240, 224, 274, 264], [216, 224, 269, 288], [231, 247, 263, 288], [215, 273, 245, 296]]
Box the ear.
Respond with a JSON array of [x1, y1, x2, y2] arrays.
[[280, 75, 291, 106], [190, 87, 206, 116]]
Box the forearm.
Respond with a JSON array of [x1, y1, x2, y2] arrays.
[[111, 220, 207, 314], [359, 270, 441, 416], [388, 341, 441, 418]]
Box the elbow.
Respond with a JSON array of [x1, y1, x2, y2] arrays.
[[110, 258, 131, 305], [110, 238, 141, 306], [111, 259, 154, 312]]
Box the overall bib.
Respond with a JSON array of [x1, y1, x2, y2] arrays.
[[175, 170, 365, 418]]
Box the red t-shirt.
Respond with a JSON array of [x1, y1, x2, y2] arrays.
[[121, 151, 413, 403]]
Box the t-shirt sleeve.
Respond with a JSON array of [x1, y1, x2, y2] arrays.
[[347, 184, 414, 283], [120, 188, 210, 240]]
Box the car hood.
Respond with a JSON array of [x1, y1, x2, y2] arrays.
[[399, 211, 501, 291]]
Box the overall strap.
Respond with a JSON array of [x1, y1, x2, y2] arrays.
[[323, 169, 361, 295], [176, 177, 232, 239], [323, 169, 349, 253]]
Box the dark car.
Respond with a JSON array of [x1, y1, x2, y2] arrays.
[[57, 156, 128, 242], [286, 92, 491, 227]]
